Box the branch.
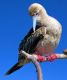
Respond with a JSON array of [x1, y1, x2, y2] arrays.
[[21, 50, 43, 80], [20, 50, 67, 80]]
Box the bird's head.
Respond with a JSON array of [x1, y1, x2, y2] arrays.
[[28, 3, 47, 32]]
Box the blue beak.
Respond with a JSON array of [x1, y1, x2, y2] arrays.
[[33, 15, 37, 32]]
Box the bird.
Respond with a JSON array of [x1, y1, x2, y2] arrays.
[[5, 3, 62, 75]]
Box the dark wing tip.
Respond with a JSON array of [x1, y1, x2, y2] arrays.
[[5, 62, 22, 76], [5, 66, 21, 75]]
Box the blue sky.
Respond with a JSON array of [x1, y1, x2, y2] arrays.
[[0, 0, 67, 80]]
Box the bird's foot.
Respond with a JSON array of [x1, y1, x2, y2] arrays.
[[47, 54, 57, 62], [36, 54, 57, 62], [37, 55, 47, 62]]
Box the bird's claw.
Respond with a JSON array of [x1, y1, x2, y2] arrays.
[[47, 54, 57, 62], [37, 54, 57, 62], [37, 55, 47, 62]]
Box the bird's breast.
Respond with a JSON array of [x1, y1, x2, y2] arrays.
[[35, 37, 55, 56], [34, 27, 58, 56]]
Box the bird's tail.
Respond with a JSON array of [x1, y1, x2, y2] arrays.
[[5, 60, 28, 75]]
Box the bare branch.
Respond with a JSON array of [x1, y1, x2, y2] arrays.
[[20, 50, 67, 80], [21, 50, 43, 80], [55, 54, 67, 59]]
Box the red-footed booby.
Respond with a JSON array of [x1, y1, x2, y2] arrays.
[[5, 3, 62, 75]]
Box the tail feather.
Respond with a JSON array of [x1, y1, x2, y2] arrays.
[[5, 61, 24, 75]]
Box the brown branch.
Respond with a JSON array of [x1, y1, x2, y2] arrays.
[[20, 50, 67, 80]]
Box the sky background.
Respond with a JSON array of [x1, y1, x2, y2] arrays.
[[0, 0, 67, 80]]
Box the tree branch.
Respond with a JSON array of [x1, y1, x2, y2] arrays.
[[20, 50, 67, 80], [21, 50, 43, 80]]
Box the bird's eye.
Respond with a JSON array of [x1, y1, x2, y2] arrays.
[[36, 12, 39, 15], [34, 10, 40, 15]]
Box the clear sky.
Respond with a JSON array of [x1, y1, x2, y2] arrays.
[[0, 0, 67, 80]]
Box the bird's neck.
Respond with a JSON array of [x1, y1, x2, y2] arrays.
[[41, 8, 48, 17], [36, 9, 48, 28], [36, 14, 48, 27]]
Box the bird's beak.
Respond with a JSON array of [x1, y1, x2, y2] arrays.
[[33, 15, 37, 32]]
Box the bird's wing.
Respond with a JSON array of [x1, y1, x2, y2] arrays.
[[19, 25, 42, 52], [5, 28, 44, 75], [19, 28, 33, 52], [5, 61, 24, 75], [18, 27, 44, 61]]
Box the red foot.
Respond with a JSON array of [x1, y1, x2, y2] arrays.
[[37, 55, 46, 62], [47, 54, 57, 62]]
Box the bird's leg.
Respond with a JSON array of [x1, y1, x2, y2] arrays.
[[47, 54, 57, 62], [36, 55, 47, 62], [36, 54, 57, 62]]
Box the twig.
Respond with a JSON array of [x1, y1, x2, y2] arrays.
[[20, 50, 67, 80]]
